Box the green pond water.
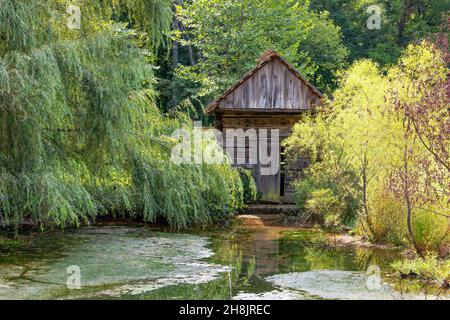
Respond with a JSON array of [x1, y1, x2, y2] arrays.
[[0, 223, 446, 300]]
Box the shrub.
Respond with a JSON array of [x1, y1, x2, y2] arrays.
[[304, 188, 342, 229], [412, 208, 449, 253], [367, 189, 407, 245], [292, 174, 357, 229], [366, 185, 449, 252], [293, 178, 316, 212], [392, 253, 450, 282], [237, 168, 257, 203]]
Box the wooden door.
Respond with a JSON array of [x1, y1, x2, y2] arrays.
[[254, 137, 280, 203]]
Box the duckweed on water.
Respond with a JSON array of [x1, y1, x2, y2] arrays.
[[0, 225, 447, 300], [0, 227, 227, 299]]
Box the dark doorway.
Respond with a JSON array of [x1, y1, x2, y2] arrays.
[[280, 146, 286, 198]]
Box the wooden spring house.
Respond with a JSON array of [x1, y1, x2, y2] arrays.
[[206, 49, 323, 203]]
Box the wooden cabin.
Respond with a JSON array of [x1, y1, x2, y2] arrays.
[[206, 49, 322, 203]]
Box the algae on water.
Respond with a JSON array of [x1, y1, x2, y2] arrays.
[[0, 227, 227, 299]]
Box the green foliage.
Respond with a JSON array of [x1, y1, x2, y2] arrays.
[[412, 208, 449, 253], [129, 154, 244, 229], [367, 186, 406, 245], [293, 175, 358, 229], [392, 253, 450, 282], [0, 170, 96, 229], [309, 0, 449, 65], [0, 0, 245, 231], [285, 41, 449, 252], [1, 0, 448, 238], [176, 0, 348, 97], [293, 178, 316, 213], [305, 188, 341, 229], [158, 0, 449, 113], [113, 0, 173, 52], [237, 168, 257, 203], [296, 11, 349, 91], [367, 182, 449, 251]]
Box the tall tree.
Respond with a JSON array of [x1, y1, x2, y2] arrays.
[[175, 0, 348, 100], [0, 0, 171, 227], [388, 37, 449, 256], [0, 0, 245, 230]]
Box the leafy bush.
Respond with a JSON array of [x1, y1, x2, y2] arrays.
[[367, 185, 449, 252], [305, 189, 338, 218], [293, 178, 316, 212], [285, 44, 449, 259], [304, 188, 342, 229], [412, 208, 449, 253], [237, 168, 257, 203], [392, 253, 450, 282], [367, 188, 407, 245], [292, 173, 358, 228]]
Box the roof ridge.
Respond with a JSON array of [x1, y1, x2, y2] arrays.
[[257, 48, 278, 63]]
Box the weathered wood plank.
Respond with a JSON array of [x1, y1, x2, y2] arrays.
[[219, 59, 319, 110]]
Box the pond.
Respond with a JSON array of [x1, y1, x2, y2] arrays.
[[0, 223, 446, 300]]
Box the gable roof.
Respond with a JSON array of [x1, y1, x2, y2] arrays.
[[205, 49, 323, 114]]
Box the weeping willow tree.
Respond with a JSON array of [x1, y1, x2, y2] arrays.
[[0, 0, 244, 230]]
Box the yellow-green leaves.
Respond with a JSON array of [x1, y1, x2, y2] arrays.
[[285, 41, 449, 245]]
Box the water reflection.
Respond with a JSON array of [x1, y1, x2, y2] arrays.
[[0, 224, 446, 300], [210, 227, 400, 276], [195, 226, 444, 300]]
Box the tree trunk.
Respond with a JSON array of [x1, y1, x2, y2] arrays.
[[398, 0, 414, 45], [184, 33, 196, 66], [362, 153, 375, 240], [403, 139, 424, 258]]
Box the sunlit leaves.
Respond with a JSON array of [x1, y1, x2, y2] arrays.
[[285, 41, 449, 244], [176, 0, 348, 96]]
